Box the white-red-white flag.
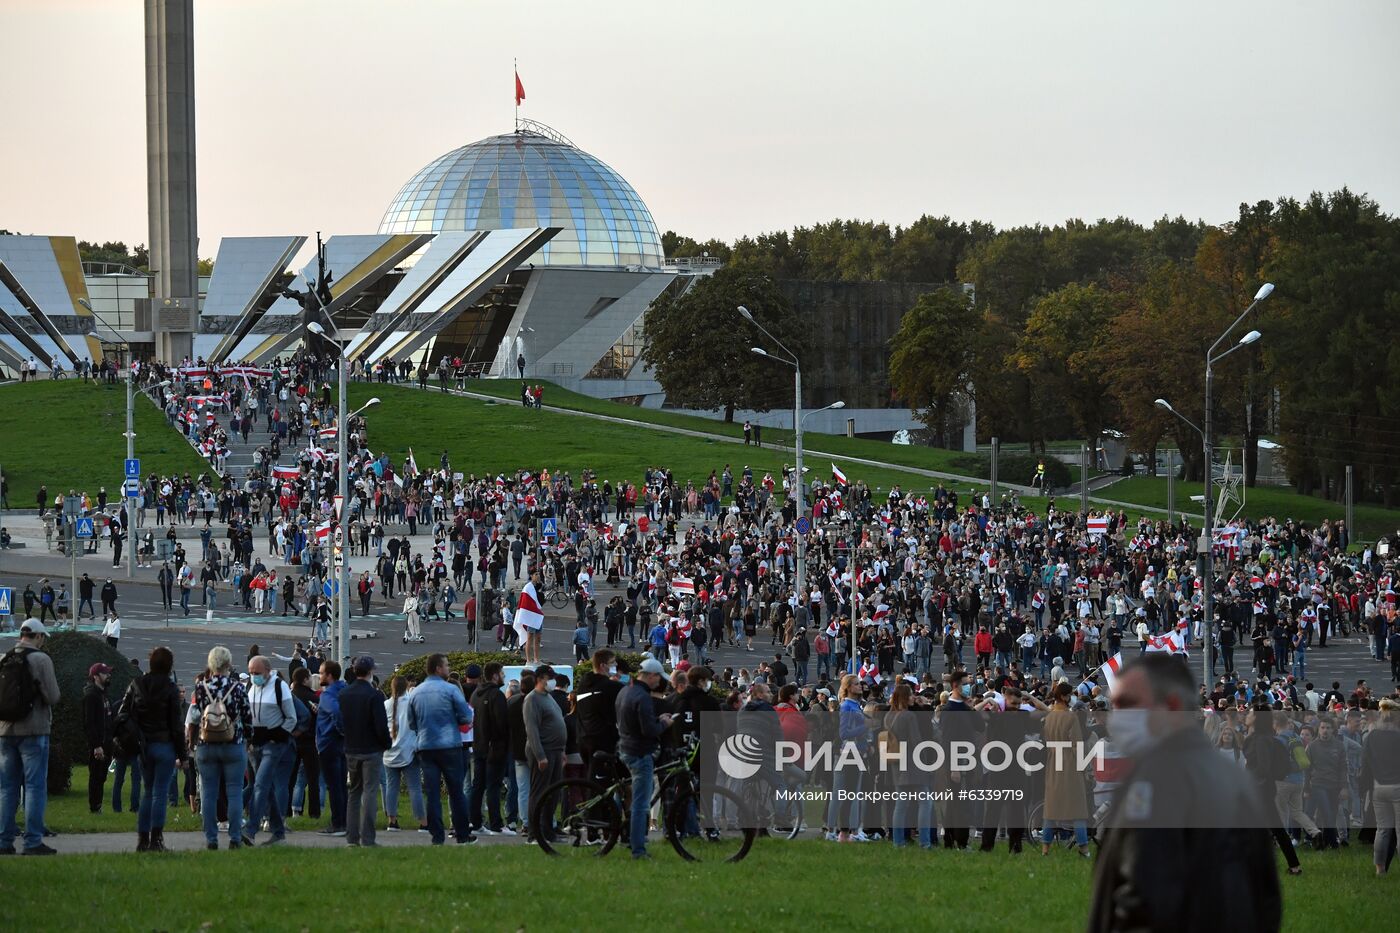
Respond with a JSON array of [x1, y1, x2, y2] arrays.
[[672, 576, 695, 596], [1099, 651, 1124, 693], [832, 463, 848, 486], [512, 581, 546, 644]]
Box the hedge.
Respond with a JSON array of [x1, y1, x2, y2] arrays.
[[384, 650, 650, 692], [40, 631, 140, 794]]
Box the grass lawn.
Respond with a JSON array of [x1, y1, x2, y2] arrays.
[[0, 381, 206, 508], [1100, 476, 1400, 541], [353, 383, 989, 501], [2, 834, 1384, 931], [461, 378, 1077, 486]]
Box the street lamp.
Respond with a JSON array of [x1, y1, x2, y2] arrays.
[[1189, 284, 1273, 689], [307, 322, 380, 665], [739, 305, 813, 613]]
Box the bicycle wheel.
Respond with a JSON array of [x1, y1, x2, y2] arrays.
[[530, 778, 621, 857], [739, 776, 804, 840], [667, 784, 755, 862], [549, 589, 570, 609]]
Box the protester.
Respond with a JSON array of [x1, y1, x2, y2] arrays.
[[125, 646, 186, 852], [0, 620, 61, 855], [408, 653, 476, 845], [185, 645, 251, 850], [341, 656, 391, 847]]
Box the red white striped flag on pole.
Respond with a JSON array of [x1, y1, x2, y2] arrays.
[[1087, 516, 1108, 536], [1099, 651, 1124, 692], [672, 576, 695, 597], [832, 463, 848, 486]]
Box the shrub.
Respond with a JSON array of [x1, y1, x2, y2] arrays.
[[384, 651, 522, 692], [43, 631, 138, 794]]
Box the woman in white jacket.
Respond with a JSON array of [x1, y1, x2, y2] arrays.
[[403, 592, 421, 641], [381, 676, 426, 831]]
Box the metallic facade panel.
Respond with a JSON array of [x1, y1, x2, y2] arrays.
[[198, 235, 306, 362], [379, 129, 663, 270], [0, 235, 96, 363]]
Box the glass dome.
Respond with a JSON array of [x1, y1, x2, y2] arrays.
[[379, 124, 664, 269]]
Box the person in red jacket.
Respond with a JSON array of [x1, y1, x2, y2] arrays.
[[774, 684, 808, 747], [974, 626, 994, 669]]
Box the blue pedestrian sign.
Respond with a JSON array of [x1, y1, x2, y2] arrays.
[[796, 516, 811, 535], [124, 458, 141, 479], [0, 587, 11, 616], [75, 517, 96, 539], [540, 517, 558, 540]]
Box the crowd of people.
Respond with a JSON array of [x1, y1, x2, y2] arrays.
[[4, 355, 1400, 919]]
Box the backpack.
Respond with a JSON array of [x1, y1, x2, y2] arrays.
[[1284, 735, 1310, 774], [0, 648, 39, 722], [277, 678, 312, 737], [113, 680, 147, 758], [199, 682, 238, 743]]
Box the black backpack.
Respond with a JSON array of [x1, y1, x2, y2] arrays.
[[113, 680, 147, 758], [0, 647, 39, 722]]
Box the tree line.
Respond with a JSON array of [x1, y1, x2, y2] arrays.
[[660, 189, 1400, 505]]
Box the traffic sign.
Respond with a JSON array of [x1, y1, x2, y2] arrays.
[[322, 578, 341, 598], [795, 516, 811, 535], [540, 517, 558, 540], [0, 587, 12, 616], [124, 458, 141, 479], [75, 517, 96, 539], [123, 479, 141, 497]]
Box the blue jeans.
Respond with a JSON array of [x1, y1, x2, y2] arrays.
[[383, 758, 425, 823], [137, 741, 177, 832], [794, 659, 809, 685], [0, 734, 49, 851], [1041, 819, 1089, 847], [247, 741, 294, 840], [816, 654, 831, 680], [319, 741, 348, 830], [419, 747, 470, 844], [891, 791, 937, 848], [1292, 652, 1306, 681], [514, 760, 531, 831], [619, 751, 654, 856], [196, 742, 246, 845], [112, 753, 142, 812], [826, 765, 863, 832], [469, 755, 507, 831]]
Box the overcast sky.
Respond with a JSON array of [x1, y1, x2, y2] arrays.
[[3, 0, 1396, 254]]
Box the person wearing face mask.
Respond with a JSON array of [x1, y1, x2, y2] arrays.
[[938, 670, 984, 850], [1088, 654, 1282, 932], [241, 655, 298, 847], [573, 649, 624, 769]]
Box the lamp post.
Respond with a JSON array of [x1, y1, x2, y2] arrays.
[[308, 321, 380, 664], [1154, 280, 1271, 689], [737, 304, 842, 620]]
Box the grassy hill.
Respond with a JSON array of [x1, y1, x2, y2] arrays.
[[0, 381, 206, 507]]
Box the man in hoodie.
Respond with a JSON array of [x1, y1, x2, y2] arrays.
[[469, 662, 511, 835], [616, 657, 673, 858], [574, 649, 623, 767], [82, 663, 113, 813]]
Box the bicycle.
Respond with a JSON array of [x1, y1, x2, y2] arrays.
[[537, 564, 571, 609], [736, 766, 813, 840], [530, 740, 756, 862]]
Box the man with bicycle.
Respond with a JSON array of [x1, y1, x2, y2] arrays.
[[616, 657, 673, 859]]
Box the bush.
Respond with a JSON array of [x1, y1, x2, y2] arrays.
[[43, 632, 137, 794], [386, 650, 652, 692]]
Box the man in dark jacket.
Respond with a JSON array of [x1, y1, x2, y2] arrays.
[[469, 663, 511, 834], [574, 649, 623, 763], [82, 663, 114, 812], [615, 657, 673, 858], [506, 671, 535, 830], [100, 578, 119, 617], [1089, 655, 1281, 933], [340, 656, 390, 847]]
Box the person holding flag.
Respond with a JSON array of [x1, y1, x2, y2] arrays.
[[513, 577, 547, 665]]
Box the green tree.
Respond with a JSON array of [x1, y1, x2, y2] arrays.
[[888, 288, 979, 447], [1011, 282, 1119, 455], [1266, 188, 1400, 504], [77, 240, 149, 271], [640, 267, 804, 421]]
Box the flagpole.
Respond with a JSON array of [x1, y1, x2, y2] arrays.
[[514, 58, 519, 131]]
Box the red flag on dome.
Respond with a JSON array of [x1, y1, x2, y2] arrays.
[[515, 70, 526, 105]]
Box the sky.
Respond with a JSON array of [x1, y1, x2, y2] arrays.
[[2, 0, 1397, 255]]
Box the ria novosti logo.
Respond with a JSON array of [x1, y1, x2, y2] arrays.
[[717, 733, 765, 779]]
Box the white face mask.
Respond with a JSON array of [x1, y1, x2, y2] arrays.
[[1108, 709, 1155, 757]]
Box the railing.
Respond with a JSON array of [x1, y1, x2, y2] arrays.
[[82, 262, 150, 278]]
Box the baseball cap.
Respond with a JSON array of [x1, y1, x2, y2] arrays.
[[639, 657, 666, 676], [674, 660, 692, 673], [89, 663, 113, 678], [20, 619, 48, 636]]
